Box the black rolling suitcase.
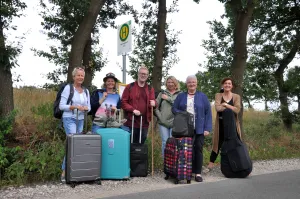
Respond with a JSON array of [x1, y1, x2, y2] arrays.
[[130, 115, 148, 177]]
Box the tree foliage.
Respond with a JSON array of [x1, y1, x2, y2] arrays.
[[128, 0, 180, 85], [0, 0, 26, 117], [286, 66, 300, 111], [201, 18, 278, 109], [34, 0, 137, 86], [249, 0, 300, 130]]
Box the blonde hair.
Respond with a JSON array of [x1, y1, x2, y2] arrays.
[[165, 76, 180, 90], [72, 67, 85, 77]]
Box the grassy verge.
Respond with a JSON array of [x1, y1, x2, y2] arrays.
[[1, 88, 300, 186]]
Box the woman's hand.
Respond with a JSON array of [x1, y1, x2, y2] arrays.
[[77, 106, 86, 111], [204, 131, 209, 136], [150, 100, 156, 107], [99, 92, 108, 104], [101, 92, 108, 101], [161, 94, 168, 100], [83, 106, 89, 111], [111, 106, 117, 110], [207, 162, 214, 169]]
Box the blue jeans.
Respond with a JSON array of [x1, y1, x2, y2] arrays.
[[159, 125, 172, 156], [92, 123, 104, 133], [120, 125, 130, 132], [61, 117, 84, 170], [62, 117, 84, 134]]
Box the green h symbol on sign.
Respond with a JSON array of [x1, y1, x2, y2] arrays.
[[119, 24, 129, 42]]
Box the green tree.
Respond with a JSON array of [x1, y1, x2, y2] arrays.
[[128, 0, 180, 85], [250, 0, 300, 130], [152, 0, 167, 92], [201, 19, 277, 108], [286, 66, 300, 112], [221, 0, 255, 131], [67, 0, 106, 85], [35, 0, 136, 88], [0, 0, 26, 117]]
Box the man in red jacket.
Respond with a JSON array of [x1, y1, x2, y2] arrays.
[[122, 65, 157, 144]]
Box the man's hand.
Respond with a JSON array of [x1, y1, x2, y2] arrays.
[[150, 100, 156, 107], [204, 131, 210, 136], [161, 94, 168, 100], [133, 110, 141, 116]]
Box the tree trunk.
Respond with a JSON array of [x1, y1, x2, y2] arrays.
[[244, 96, 252, 109], [274, 72, 293, 131], [298, 95, 300, 112], [229, 0, 255, 133], [67, 0, 106, 83], [82, 33, 92, 90], [274, 31, 300, 131], [0, 19, 14, 118], [152, 0, 167, 92], [264, 99, 268, 111]]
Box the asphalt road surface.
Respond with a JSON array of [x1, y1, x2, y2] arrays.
[[102, 170, 300, 199]]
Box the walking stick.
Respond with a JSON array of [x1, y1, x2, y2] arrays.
[[151, 106, 154, 177]]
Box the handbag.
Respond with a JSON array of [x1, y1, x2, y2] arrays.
[[172, 111, 194, 138]]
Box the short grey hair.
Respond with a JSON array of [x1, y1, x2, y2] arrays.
[[72, 67, 85, 77], [138, 64, 149, 73], [186, 75, 197, 83]]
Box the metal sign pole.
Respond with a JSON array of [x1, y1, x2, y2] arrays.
[[122, 53, 126, 84]]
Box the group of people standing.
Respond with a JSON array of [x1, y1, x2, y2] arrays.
[[58, 64, 250, 182]]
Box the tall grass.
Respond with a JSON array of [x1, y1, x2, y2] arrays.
[[14, 88, 55, 122], [1, 88, 299, 185]]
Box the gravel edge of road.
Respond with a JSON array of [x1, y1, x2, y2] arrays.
[[1, 158, 300, 199]]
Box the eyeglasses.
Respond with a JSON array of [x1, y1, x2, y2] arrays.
[[106, 72, 115, 77], [139, 73, 148, 76]]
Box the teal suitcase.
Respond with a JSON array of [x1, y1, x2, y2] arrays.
[[96, 128, 130, 180]]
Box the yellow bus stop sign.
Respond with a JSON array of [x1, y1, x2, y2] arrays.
[[119, 23, 130, 42]]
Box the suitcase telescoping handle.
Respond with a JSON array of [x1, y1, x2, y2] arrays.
[[75, 108, 89, 134], [84, 110, 88, 133], [131, 114, 142, 144], [76, 108, 79, 134]]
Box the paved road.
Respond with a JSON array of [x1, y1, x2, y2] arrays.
[[102, 170, 300, 199]]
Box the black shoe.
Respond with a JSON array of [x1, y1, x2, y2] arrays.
[[195, 175, 203, 182]]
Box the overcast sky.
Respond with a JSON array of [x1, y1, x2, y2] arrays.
[[9, 0, 225, 87], [7, 0, 298, 110]]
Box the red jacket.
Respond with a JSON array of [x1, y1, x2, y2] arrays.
[[121, 81, 157, 127]]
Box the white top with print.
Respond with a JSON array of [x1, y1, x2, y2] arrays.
[[187, 94, 195, 128]]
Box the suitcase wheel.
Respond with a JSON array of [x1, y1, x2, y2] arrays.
[[164, 175, 169, 180], [187, 180, 191, 184], [70, 183, 76, 188], [174, 179, 179, 184], [96, 180, 102, 185]]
